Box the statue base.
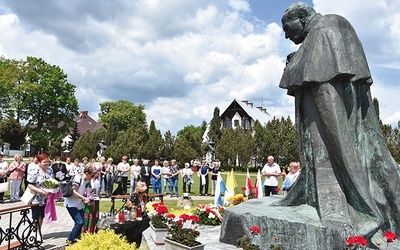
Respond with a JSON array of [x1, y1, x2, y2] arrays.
[[219, 196, 399, 250]]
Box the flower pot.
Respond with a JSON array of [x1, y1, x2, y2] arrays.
[[164, 237, 205, 250], [149, 223, 168, 245]]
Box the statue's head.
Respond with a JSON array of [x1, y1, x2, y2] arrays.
[[282, 2, 316, 44]]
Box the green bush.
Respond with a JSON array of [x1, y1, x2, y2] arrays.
[[66, 229, 137, 250]]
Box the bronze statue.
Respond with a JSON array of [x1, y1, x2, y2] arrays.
[[278, 2, 400, 238]]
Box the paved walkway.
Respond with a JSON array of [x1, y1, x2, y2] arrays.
[[0, 195, 237, 249]]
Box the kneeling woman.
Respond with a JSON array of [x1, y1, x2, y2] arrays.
[[64, 163, 97, 244]]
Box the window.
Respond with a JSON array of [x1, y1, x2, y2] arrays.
[[225, 117, 232, 128], [234, 119, 239, 128]]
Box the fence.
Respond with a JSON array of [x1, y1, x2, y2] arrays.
[[0, 204, 43, 249]]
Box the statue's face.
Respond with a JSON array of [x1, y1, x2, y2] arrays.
[[282, 14, 304, 44]]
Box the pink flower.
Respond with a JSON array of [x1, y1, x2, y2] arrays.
[[382, 231, 397, 242]]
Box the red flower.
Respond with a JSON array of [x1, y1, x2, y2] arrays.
[[250, 226, 261, 235], [166, 214, 176, 220], [190, 215, 200, 223], [382, 231, 397, 242], [156, 205, 168, 215], [346, 236, 368, 247], [275, 187, 280, 193], [205, 207, 211, 214], [241, 186, 246, 191]]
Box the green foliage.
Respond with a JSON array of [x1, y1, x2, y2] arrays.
[[208, 107, 222, 145], [141, 120, 163, 160], [0, 56, 78, 154], [160, 130, 175, 160], [68, 121, 81, 151], [237, 235, 261, 250], [99, 100, 146, 133], [166, 220, 201, 247], [66, 229, 137, 250], [0, 118, 26, 149], [72, 127, 106, 160], [174, 125, 204, 163], [215, 128, 254, 168], [104, 124, 148, 163]]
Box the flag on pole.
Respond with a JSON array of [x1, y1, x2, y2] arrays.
[[214, 172, 227, 206], [224, 171, 235, 204], [245, 168, 252, 197], [230, 168, 238, 191], [255, 169, 263, 198]]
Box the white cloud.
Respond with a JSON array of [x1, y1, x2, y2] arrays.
[[0, 0, 399, 135]]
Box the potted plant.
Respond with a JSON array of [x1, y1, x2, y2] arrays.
[[164, 213, 204, 250], [194, 204, 224, 226], [148, 202, 169, 244], [237, 225, 261, 250]]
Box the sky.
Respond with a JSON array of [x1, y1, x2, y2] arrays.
[[0, 0, 399, 135]]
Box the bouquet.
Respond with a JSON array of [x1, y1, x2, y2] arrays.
[[194, 204, 224, 226], [42, 178, 60, 193], [227, 193, 247, 206]]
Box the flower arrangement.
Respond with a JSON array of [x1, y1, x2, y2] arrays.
[[345, 235, 368, 249], [41, 178, 59, 193], [166, 213, 202, 247], [227, 194, 247, 206], [194, 204, 224, 226], [237, 225, 261, 250], [241, 186, 256, 199], [42, 178, 59, 189], [149, 202, 169, 229]]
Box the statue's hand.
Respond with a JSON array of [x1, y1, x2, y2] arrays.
[[286, 52, 296, 65]]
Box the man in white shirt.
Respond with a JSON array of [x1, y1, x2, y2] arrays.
[[261, 156, 281, 196]]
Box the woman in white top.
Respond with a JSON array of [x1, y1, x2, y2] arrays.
[[26, 154, 54, 235], [181, 163, 193, 194], [161, 161, 170, 195], [64, 163, 97, 244], [117, 156, 130, 195], [130, 159, 141, 194]]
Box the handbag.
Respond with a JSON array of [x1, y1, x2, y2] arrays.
[[0, 182, 8, 193], [21, 188, 36, 205], [115, 174, 123, 184], [60, 181, 74, 197]]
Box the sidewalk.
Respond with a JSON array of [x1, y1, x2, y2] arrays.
[[0, 195, 237, 249]]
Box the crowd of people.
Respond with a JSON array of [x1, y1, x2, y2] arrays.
[[0, 152, 301, 245]]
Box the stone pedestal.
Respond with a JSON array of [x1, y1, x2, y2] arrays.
[[219, 196, 355, 250]]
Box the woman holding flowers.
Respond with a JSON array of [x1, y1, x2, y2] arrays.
[[26, 154, 54, 237]]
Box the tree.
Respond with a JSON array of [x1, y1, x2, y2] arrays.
[[68, 121, 81, 151], [0, 57, 79, 154], [173, 136, 198, 164], [104, 124, 148, 163], [252, 120, 267, 167], [215, 128, 254, 168], [72, 127, 107, 160], [141, 120, 163, 160], [104, 115, 118, 146], [160, 130, 175, 160], [99, 100, 146, 133], [207, 107, 222, 145], [263, 116, 297, 167], [0, 118, 26, 149], [176, 125, 204, 158]]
